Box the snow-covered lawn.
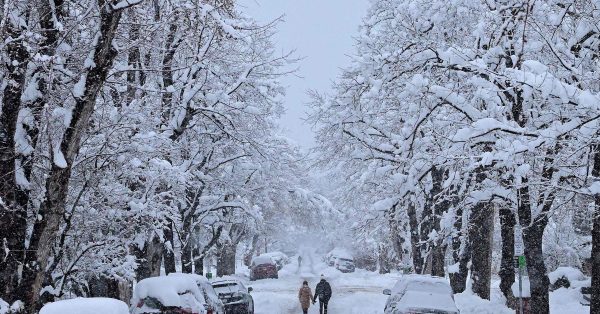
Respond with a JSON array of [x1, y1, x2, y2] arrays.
[[230, 251, 590, 314]]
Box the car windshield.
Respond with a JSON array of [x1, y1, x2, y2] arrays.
[[212, 282, 240, 294], [339, 258, 353, 263]]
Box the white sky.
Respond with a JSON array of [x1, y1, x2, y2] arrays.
[[238, 0, 369, 148]]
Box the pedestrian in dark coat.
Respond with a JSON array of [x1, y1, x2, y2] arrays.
[[298, 281, 312, 314], [313, 275, 332, 314]]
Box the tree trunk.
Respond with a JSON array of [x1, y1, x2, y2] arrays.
[[388, 204, 405, 265], [193, 244, 204, 275], [19, 4, 130, 309], [163, 220, 176, 275], [592, 144, 600, 314], [244, 234, 259, 266], [378, 243, 391, 274], [499, 205, 516, 308], [0, 7, 29, 300], [181, 241, 193, 273], [469, 202, 494, 300], [469, 166, 494, 300], [517, 181, 550, 314], [217, 242, 236, 277], [147, 235, 163, 278], [449, 191, 468, 293], [517, 147, 556, 314], [407, 201, 423, 273]]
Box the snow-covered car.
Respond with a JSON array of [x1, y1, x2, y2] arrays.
[[168, 273, 225, 314], [131, 276, 208, 314], [383, 275, 459, 314], [40, 297, 129, 314], [325, 248, 355, 272], [334, 257, 356, 273], [211, 278, 254, 314], [262, 251, 290, 270], [249, 255, 278, 280]]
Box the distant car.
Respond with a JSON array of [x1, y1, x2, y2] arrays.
[[249, 255, 278, 280], [211, 278, 254, 314], [40, 297, 129, 314], [325, 248, 355, 272], [168, 273, 225, 314], [263, 251, 290, 270], [335, 257, 356, 273], [132, 276, 208, 314], [383, 275, 459, 314]]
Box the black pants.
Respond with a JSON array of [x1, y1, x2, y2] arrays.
[[319, 300, 328, 314], [302, 309, 308, 314]]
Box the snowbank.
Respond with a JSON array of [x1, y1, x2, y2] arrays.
[[550, 288, 588, 314], [0, 299, 22, 314], [39, 298, 128, 314], [0, 299, 8, 314], [548, 266, 586, 285], [454, 292, 514, 314]]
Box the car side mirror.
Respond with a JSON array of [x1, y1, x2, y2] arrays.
[[248, 287, 253, 293], [383, 289, 391, 295]]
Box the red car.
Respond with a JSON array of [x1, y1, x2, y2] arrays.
[[249, 255, 278, 280]]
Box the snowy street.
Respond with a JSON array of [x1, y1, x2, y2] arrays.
[[241, 250, 589, 314], [249, 250, 397, 314]]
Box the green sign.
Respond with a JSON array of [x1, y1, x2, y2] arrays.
[[206, 272, 213, 279], [518, 256, 526, 268]]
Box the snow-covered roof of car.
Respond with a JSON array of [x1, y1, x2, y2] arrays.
[[328, 247, 353, 259], [252, 255, 275, 265], [168, 272, 210, 284], [133, 276, 205, 307], [391, 274, 452, 295], [394, 290, 459, 313], [39, 297, 129, 314]]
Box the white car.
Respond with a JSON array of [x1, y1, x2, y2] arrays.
[[168, 273, 225, 314], [132, 275, 209, 314], [383, 275, 459, 314], [325, 248, 355, 272], [40, 297, 129, 314]]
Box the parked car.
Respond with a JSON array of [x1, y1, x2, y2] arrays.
[[40, 297, 129, 314], [211, 278, 254, 314], [383, 274, 459, 314], [262, 251, 290, 270], [168, 273, 225, 314], [335, 257, 356, 273], [131, 276, 207, 314], [325, 248, 355, 272], [249, 255, 278, 280]]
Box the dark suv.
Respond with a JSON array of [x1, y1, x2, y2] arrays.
[[249, 255, 278, 280], [211, 279, 254, 314]]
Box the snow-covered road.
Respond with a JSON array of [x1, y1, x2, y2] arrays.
[[237, 250, 588, 314], [248, 250, 399, 314]]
